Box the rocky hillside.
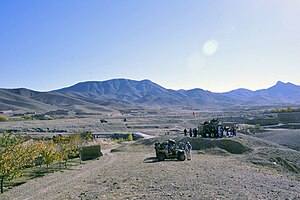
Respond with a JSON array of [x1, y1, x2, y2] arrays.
[[1, 79, 300, 113]]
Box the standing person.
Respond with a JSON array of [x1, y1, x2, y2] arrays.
[[189, 128, 192, 137], [218, 125, 222, 138], [194, 129, 198, 137], [233, 128, 237, 136], [184, 128, 187, 136], [165, 142, 169, 153], [185, 142, 192, 161]]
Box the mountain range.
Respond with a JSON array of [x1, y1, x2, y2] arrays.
[[1, 79, 300, 113]]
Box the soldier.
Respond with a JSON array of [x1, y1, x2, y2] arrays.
[[185, 142, 192, 161], [165, 141, 169, 153], [194, 128, 198, 137], [233, 128, 237, 136], [154, 141, 161, 157], [218, 125, 222, 138]]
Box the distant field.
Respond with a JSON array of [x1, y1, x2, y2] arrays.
[[252, 129, 300, 151]]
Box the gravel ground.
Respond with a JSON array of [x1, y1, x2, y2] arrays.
[[1, 113, 300, 200], [1, 143, 299, 200], [252, 129, 300, 151]]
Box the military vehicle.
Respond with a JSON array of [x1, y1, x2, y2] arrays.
[[197, 118, 220, 138], [100, 119, 107, 123], [198, 118, 237, 138], [154, 139, 186, 161]]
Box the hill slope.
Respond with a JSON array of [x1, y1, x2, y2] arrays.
[[224, 81, 300, 106], [55, 79, 236, 108], [1, 79, 300, 112]]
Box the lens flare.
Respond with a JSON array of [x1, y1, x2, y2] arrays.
[[202, 39, 219, 56]]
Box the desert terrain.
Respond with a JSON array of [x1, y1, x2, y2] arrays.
[[0, 109, 299, 200], [2, 0, 300, 199]]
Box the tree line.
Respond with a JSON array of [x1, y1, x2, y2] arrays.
[[271, 107, 300, 113], [0, 131, 93, 194]]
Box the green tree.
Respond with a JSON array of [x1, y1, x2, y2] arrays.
[[0, 133, 38, 193], [37, 140, 58, 172], [56, 135, 80, 168]]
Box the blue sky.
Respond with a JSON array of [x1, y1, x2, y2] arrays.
[[0, 0, 299, 92]]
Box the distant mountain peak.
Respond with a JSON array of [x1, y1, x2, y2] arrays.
[[276, 81, 285, 85], [274, 81, 297, 87], [271, 81, 299, 89], [1, 79, 300, 112]]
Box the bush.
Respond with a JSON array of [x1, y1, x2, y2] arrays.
[[0, 116, 8, 122], [0, 133, 39, 193], [80, 131, 93, 140], [128, 133, 133, 141], [271, 107, 300, 113]]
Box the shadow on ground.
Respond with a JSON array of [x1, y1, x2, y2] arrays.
[[143, 157, 159, 163]]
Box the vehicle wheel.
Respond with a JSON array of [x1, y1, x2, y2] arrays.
[[157, 153, 165, 161], [177, 153, 186, 161]]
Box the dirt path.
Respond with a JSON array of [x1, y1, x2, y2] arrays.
[[1, 146, 299, 200], [1, 152, 118, 200]]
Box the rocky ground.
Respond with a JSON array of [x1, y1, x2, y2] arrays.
[[1, 111, 300, 200], [252, 128, 300, 151], [1, 134, 299, 200]]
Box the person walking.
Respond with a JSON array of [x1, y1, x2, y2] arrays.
[[184, 128, 187, 136], [189, 128, 192, 137], [185, 142, 192, 161]]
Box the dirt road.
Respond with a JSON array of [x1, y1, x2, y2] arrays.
[[1, 144, 299, 200]]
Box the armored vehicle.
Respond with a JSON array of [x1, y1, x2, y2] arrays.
[[154, 139, 186, 161], [198, 118, 237, 138], [200, 118, 221, 138]]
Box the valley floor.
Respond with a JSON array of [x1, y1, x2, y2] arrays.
[[1, 143, 299, 200]]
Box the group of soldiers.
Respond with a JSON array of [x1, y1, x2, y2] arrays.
[[183, 119, 237, 138], [154, 139, 192, 161], [183, 128, 198, 137]]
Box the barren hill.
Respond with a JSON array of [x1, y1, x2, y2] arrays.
[[1, 79, 300, 113]]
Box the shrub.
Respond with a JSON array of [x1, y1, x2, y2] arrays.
[[0, 133, 39, 193], [56, 134, 81, 168], [0, 116, 8, 122], [80, 131, 93, 140], [128, 133, 133, 141]]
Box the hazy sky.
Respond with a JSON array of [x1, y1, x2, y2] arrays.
[[1, 0, 299, 92]]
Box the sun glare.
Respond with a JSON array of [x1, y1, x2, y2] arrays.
[[202, 39, 219, 56]]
